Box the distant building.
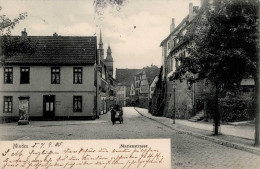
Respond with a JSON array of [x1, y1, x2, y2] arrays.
[[0, 30, 97, 122], [115, 69, 141, 106], [149, 76, 158, 99], [96, 30, 115, 115], [104, 46, 113, 76], [108, 74, 117, 107], [130, 65, 160, 108]]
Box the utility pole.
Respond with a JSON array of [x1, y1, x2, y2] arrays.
[[173, 81, 177, 124]]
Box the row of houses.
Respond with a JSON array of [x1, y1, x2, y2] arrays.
[[0, 29, 116, 122], [155, 0, 255, 120], [115, 65, 160, 109]]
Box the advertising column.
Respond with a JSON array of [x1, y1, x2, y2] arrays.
[[18, 96, 30, 125]]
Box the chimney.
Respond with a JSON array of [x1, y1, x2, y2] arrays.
[[21, 28, 27, 37], [170, 18, 175, 33], [53, 32, 58, 37], [189, 3, 194, 21]]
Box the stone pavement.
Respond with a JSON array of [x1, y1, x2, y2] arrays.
[[134, 107, 260, 156]]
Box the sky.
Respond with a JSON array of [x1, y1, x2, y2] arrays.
[[0, 0, 201, 70]]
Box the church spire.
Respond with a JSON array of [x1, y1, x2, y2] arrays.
[[99, 29, 103, 49], [105, 45, 113, 62], [104, 44, 114, 76], [98, 29, 104, 61]]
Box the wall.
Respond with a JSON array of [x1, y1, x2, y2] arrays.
[[0, 66, 95, 92], [150, 76, 158, 99], [165, 78, 204, 119], [0, 92, 94, 117], [116, 85, 126, 106], [0, 65, 95, 120]]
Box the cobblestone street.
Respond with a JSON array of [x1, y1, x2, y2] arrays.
[[0, 107, 260, 169]]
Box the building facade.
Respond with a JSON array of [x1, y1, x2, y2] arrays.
[[159, 0, 254, 120], [130, 65, 160, 108], [115, 68, 141, 107], [160, 2, 205, 119], [116, 83, 126, 106], [96, 30, 115, 115], [0, 31, 97, 122]]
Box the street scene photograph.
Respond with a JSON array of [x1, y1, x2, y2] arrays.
[[0, 0, 260, 168]]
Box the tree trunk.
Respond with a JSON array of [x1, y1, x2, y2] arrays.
[[255, 4, 260, 147], [204, 101, 208, 122], [255, 75, 259, 146], [214, 83, 219, 135]]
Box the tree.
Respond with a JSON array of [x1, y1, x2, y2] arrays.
[[171, 0, 259, 140], [2, 36, 37, 58], [0, 6, 27, 35], [0, 5, 28, 60], [0, 6, 35, 62], [93, 0, 125, 15]]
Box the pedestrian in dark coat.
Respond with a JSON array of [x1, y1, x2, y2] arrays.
[[119, 107, 123, 123], [111, 107, 116, 125]]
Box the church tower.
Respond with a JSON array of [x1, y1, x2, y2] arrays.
[[104, 45, 114, 76], [98, 29, 104, 63]]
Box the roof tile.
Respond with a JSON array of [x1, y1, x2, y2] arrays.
[[2, 36, 97, 65]]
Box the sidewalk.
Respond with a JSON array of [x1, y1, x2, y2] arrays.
[[134, 107, 260, 156], [0, 120, 107, 129]]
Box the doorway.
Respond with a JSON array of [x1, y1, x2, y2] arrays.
[[43, 95, 55, 120]]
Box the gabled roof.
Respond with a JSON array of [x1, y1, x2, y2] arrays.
[[160, 15, 189, 46], [167, 2, 209, 55], [184, 1, 209, 41], [2, 36, 97, 65], [160, 3, 203, 47], [116, 68, 142, 86], [143, 65, 160, 85]]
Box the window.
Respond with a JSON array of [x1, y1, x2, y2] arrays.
[[20, 67, 30, 84], [51, 67, 60, 84], [176, 60, 179, 68], [4, 67, 13, 84], [170, 58, 173, 71], [4, 96, 12, 113], [73, 67, 82, 84], [73, 96, 82, 112]]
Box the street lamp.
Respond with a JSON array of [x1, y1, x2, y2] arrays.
[[173, 81, 177, 124]]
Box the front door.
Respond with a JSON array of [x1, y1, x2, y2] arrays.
[[43, 95, 55, 120]]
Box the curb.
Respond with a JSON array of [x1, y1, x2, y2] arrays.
[[134, 107, 260, 156]]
